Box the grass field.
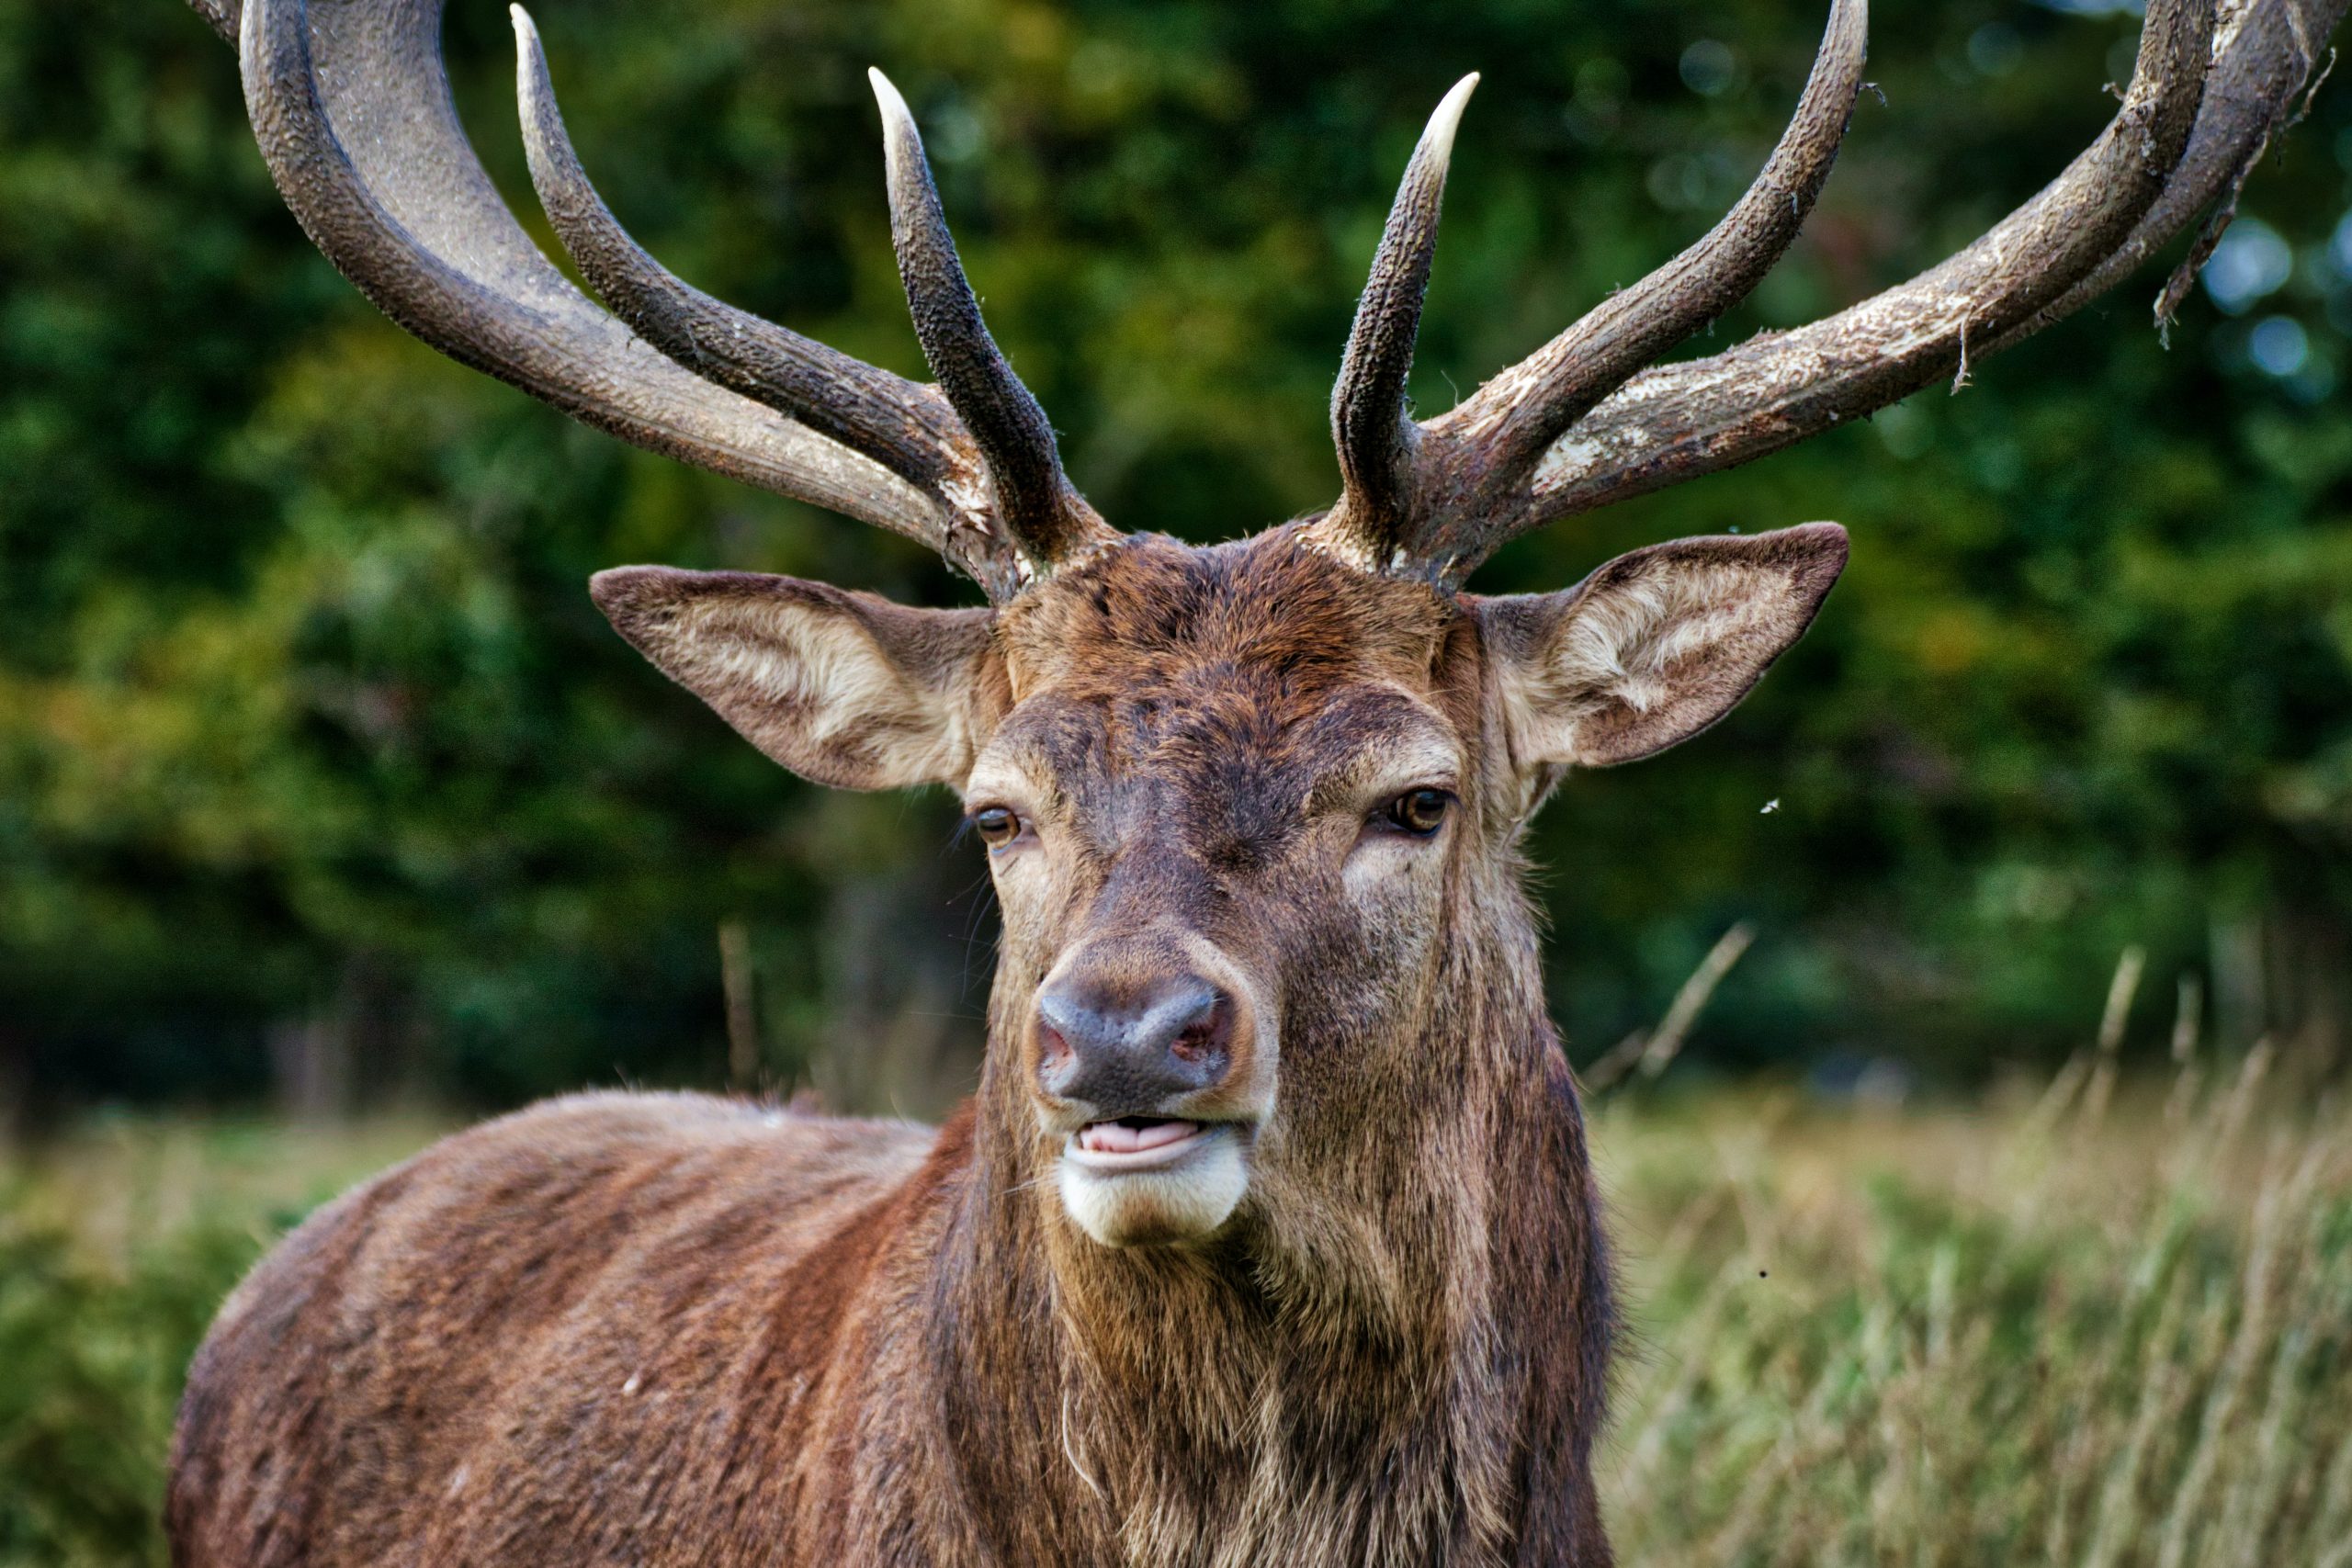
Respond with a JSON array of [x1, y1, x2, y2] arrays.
[[3, 1058, 2348, 1566]]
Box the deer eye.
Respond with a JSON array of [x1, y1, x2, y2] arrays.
[[970, 806, 1023, 850], [1382, 788, 1453, 838]]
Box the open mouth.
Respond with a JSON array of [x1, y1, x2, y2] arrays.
[[1054, 1115, 1254, 1245], [1065, 1116, 1216, 1170]]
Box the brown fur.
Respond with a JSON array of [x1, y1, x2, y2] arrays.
[[170, 524, 1845, 1566]]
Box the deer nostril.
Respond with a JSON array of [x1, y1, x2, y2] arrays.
[[1167, 997, 1227, 1066]]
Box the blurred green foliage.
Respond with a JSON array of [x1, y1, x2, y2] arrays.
[[2, 0, 2348, 1111], [0, 1116, 431, 1565], [0, 1204, 243, 1563]]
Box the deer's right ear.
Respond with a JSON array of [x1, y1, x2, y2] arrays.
[[591, 568, 1006, 791]]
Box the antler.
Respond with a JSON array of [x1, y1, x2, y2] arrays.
[[865, 71, 1112, 568], [1324, 73, 1481, 569], [197, 0, 1114, 604], [1316, 0, 2346, 586]]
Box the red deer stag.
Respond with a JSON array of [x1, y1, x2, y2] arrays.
[[168, 0, 2339, 1562]]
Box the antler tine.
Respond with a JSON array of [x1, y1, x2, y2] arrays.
[[2002, 0, 2345, 345], [1317, 73, 1480, 574], [510, 6, 967, 498], [1422, 0, 2319, 575], [869, 71, 1118, 576], [1441, 0, 1869, 502], [191, 0, 236, 42]]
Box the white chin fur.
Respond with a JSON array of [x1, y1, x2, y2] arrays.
[[1057, 1128, 1249, 1247]]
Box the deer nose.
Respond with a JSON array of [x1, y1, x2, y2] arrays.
[[1033, 973, 1232, 1113]]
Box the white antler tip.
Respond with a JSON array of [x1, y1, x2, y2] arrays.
[[868, 67, 912, 126], [508, 3, 536, 44], [1422, 73, 1481, 163]]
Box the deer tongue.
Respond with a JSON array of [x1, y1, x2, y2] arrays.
[[1076, 1119, 1200, 1155]]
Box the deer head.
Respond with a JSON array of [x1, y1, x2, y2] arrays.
[[200, 0, 2335, 1257]]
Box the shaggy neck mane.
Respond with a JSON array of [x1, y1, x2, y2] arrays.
[[922, 863, 1612, 1565]]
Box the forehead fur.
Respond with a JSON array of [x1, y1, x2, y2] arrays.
[[997, 528, 1459, 705], [980, 527, 1472, 877]]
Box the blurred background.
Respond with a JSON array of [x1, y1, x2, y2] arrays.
[[3, 0, 2348, 1121]]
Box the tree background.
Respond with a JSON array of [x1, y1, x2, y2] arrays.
[[3, 0, 2347, 1122]]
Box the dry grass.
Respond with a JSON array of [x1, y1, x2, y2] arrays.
[[1594, 1053, 2352, 1567], [2, 1065, 2347, 1565]]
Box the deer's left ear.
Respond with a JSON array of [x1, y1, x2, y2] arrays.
[[591, 567, 1005, 791], [1477, 523, 1848, 768]]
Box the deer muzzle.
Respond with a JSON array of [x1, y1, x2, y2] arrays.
[[1029, 946, 1272, 1247]]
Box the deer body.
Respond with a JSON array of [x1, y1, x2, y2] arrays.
[[168, 0, 2339, 1562], [172, 536, 1617, 1568], [167, 1076, 1604, 1566]]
